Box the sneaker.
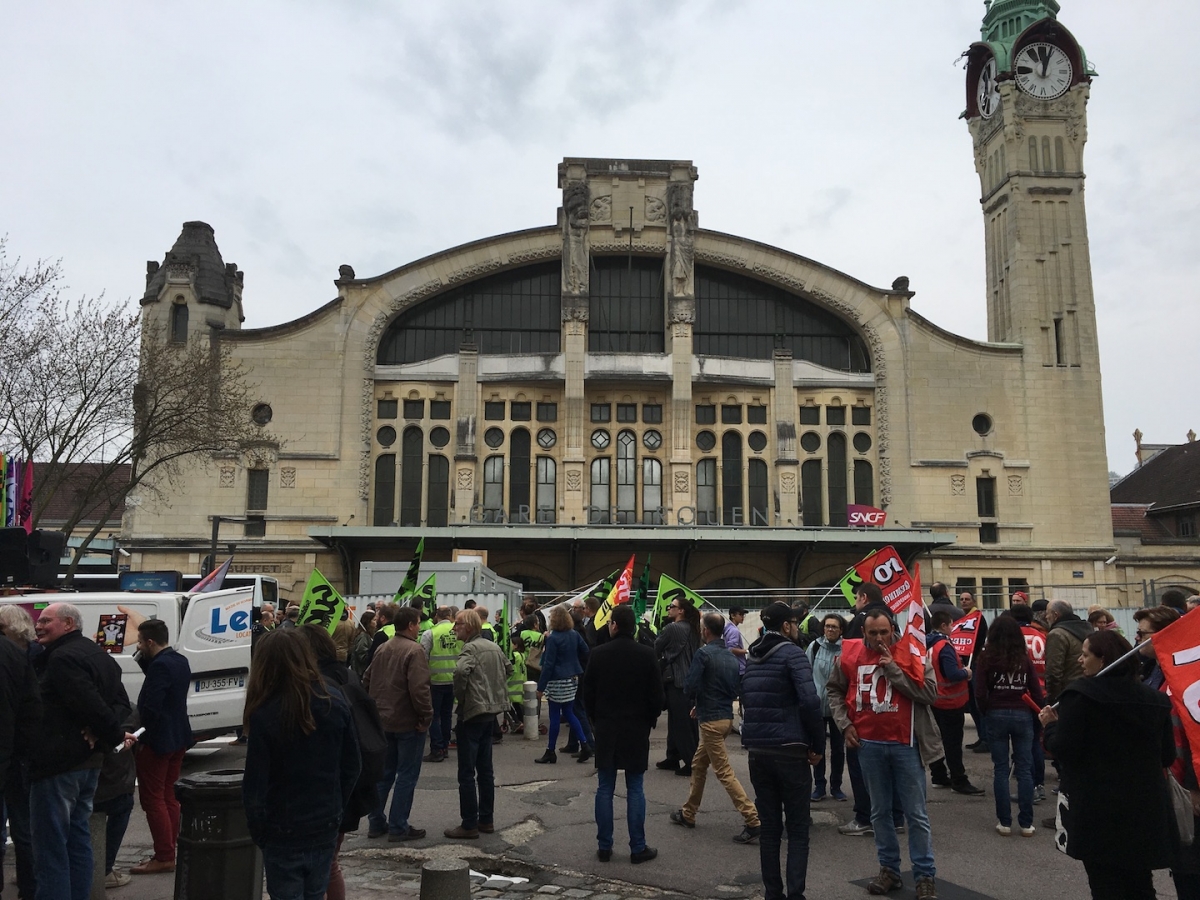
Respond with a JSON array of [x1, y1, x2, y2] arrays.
[[867, 867, 903, 895], [105, 870, 131, 888], [915, 876, 938, 900], [995, 823, 1012, 836], [831, 788, 848, 801], [732, 825, 761, 844], [951, 780, 986, 796], [669, 809, 696, 829], [1020, 825, 1036, 837], [894, 823, 906, 834], [838, 819, 873, 836], [811, 788, 827, 801], [1033, 785, 1046, 804]]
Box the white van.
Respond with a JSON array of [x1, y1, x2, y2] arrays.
[[1, 585, 258, 739]]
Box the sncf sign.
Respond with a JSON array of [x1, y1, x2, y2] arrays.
[[847, 504, 887, 527]]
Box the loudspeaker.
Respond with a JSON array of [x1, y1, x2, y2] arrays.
[[0, 528, 29, 586], [27, 530, 66, 588]]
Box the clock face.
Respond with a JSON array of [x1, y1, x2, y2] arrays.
[[977, 57, 1000, 119], [1014, 42, 1073, 100]]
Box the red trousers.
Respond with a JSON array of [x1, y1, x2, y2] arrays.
[[136, 747, 186, 862]]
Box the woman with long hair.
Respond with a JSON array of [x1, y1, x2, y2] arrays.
[[242, 630, 362, 900], [975, 614, 1044, 837], [654, 597, 702, 775], [1040, 630, 1175, 898], [534, 604, 591, 764]]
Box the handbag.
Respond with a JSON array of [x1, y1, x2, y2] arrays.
[[1167, 770, 1195, 847]]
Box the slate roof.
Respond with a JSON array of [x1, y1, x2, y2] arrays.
[[1111, 504, 1175, 541], [1110, 442, 1200, 512], [141, 221, 241, 310], [33, 462, 130, 529]]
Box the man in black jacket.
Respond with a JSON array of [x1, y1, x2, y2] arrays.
[[0, 630, 40, 898], [30, 602, 129, 900]]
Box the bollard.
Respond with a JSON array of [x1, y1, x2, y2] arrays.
[[88, 812, 107, 900], [174, 769, 262, 900], [522, 680, 538, 740], [420, 857, 471, 900]]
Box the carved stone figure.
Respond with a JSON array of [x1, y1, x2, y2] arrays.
[[667, 183, 695, 299], [951, 475, 966, 496], [563, 181, 590, 296], [645, 196, 666, 223], [590, 195, 612, 223]]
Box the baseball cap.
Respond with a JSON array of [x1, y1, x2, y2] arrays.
[[760, 601, 798, 631], [1012, 591, 1029, 603], [1031, 598, 1049, 613]]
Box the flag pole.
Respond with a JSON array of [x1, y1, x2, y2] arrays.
[[1046, 641, 1147, 709]]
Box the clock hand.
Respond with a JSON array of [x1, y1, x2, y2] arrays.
[[1039, 46, 1051, 78]]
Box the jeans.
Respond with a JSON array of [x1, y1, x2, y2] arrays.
[[429, 684, 455, 753], [455, 717, 495, 829], [546, 700, 586, 752], [29, 767, 100, 900], [682, 719, 759, 826], [858, 741, 935, 880], [93, 791, 135, 873], [986, 708, 1034, 829], [4, 765, 36, 899], [847, 746, 903, 828], [812, 717, 845, 793], [594, 768, 646, 853], [749, 752, 812, 900], [136, 746, 186, 862], [369, 731, 427, 836], [930, 706, 967, 782], [262, 841, 337, 900]]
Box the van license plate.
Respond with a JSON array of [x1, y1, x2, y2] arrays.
[[194, 675, 245, 693]]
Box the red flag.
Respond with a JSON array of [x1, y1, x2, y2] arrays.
[[192, 556, 233, 593], [592, 555, 635, 629], [1150, 609, 1200, 787], [17, 459, 34, 534], [950, 610, 984, 658], [891, 562, 927, 684]]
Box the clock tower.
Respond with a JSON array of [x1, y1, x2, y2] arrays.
[[964, 0, 1097, 368]]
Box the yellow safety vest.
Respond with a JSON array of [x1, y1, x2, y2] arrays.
[[428, 620, 462, 684], [507, 652, 526, 704], [379, 623, 396, 639]]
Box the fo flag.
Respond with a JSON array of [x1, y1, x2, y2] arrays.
[[297, 569, 345, 636], [950, 610, 984, 658], [837, 546, 919, 616], [890, 562, 927, 685], [593, 555, 635, 630], [1151, 610, 1200, 787]]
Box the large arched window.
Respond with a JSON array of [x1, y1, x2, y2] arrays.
[[427, 455, 449, 527], [722, 432, 743, 525], [696, 459, 717, 525], [590, 458, 611, 524], [589, 257, 665, 353], [170, 303, 188, 344], [510, 429, 531, 523], [373, 454, 396, 526], [377, 263, 561, 364], [828, 432, 848, 527], [854, 459, 874, 508], [694, 266, 870, 370], [642, 459, 663, 524], [748, 459, 769, 527], [801, 459, 823, 527], [483, 456, 504, 523], [536, 457, 556, 524], [616, 430, 638, 523], [400, 427, 423, 526]]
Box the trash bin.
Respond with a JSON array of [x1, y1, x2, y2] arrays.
[[175, 769, 262, 900]]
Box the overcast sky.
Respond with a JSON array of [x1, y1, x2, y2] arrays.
[[2, 1, 1195, 476]]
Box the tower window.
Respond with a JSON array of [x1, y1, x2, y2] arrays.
[[403, 399, 424, 419], [977, 477, 996, 518], [247, 468, 269, 512], [170, 303, 188, 344], [1054, 317, 1066, 365]]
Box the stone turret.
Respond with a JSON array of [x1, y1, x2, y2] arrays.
[[141, 221, 244, 344]]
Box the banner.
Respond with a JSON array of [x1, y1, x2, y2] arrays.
[[192, 556, 233, 593], [654, 573, 706, 629], [16, 459, 33, 534], [297, 568, 346, 635], [632, 555, 652, 619], [890, 562, 927, 684], [847, 504, 887, 528], [593, 555, 635, 630], [949, 609, 984, 658], [409, 572, 437, 624], [837, 546, 918, 615], [394, 537, 425, 604], [1150, 610, 1200, 787]]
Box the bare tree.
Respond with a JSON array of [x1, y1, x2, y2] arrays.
[[0, 248, 266, 583]]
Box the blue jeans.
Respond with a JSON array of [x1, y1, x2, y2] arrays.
[[986, 708, 1034, 829], [812, 717, 845, 793], [93, 791, 135, 873], [846, 746, 903, 828], [262, 841, 337, 900], [594, 768, 646, 853], [29, 768, 100, 900], [749, 752, 812, 900], [429, 684, 455, 753], [455, 717, 495, 829], [858, 741, 935, 880], [369, 731, 427, 836]]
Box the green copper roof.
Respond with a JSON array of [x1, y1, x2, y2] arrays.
[[977, 0, 1091, 76]]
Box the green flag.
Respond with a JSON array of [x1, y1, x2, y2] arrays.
[[408, 572, 436, 622], [297, 568, 345, 635], [654, 574, 705, 629], [394, 537, 425, 604], [496, 603, 511, 656], [588, 571, 618, 610], [632, 555, 652, 619]]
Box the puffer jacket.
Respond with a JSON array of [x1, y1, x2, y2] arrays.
[[806, 636, 841, 718], [741, 632, 825, 757], [454, 637, 512, 721]]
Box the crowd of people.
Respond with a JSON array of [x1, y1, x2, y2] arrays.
[[3, 583, 1200, 900]]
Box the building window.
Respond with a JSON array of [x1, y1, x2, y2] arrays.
[[748, 459, 769, 526], [697, 459, 717, 525], [721, 405, 742, 425], [591, 403, 611, 423], [747, 431, 767, 452], [590, 458, 611, 524], [591, 429, 610, 450], [373, 455, 396, 526], [696, 430, 716, 452], [537, 402, 558, 422], [979, 523, 999, 544], [981, 577, 1004, 610], [828, 433, 848, 526], [722, 432, 743, 525], [853, 433, 872, 453], [617, 403, 638, 423], [536, 457, 556, 524], [400, 427, 423, 527], [826, 406, 846, 426], [243, 516, 265, 538], [616, 430, 637, 524], [537, 428, 556, 449], [510, 402, 531, 422], [1180, 515, 1197, 538], [427, 455, 449, 527], [972, 414, 993, 436], [800, 432, 821, 453], [378, 399, 398, 419], [747, 405, 768, 424], [799, 406, 820, 426], [403, 399, 424, 419], [377, 426, 397, 447], [977, 477, 996, 518], [643, 404, 663, 424], [643, 429, 663, 451], [483, 456, 504, 523], [484, 401, 505, 421], [484, 427, 505, 449], [247, 469, 269, 512], [854, 460, 874, 507], [429, 400, 451, 420], [170, 303, 188, 344], [430, 426, 450, 448], [642, 459, 663, 524], [801, 459, 823, 526], [852, 406, 872, 426], [589, 256, 665, 353], [695, 405, 716, 425], [510, 428, 531, 523]]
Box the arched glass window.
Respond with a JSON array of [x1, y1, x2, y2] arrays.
[[590, 458, 611, 524], [697, 459, 717, 525], [694, 266, 870, 370], [399, 427, 423, 526], [748, 459, 769, 527], [722, 432, 743, 525], [510, 428, 531, 523], [589, 257, 665, 353], [536, 457, 556, 524], [801, 459, 823, 526], [616, 430, 637, 524], [377, 263, 561, 364], [642, 459, 663, 524], [373, 454, 396, 526], [828, 433, 847, 527], [483, 456, 504, 523], [427, 455, 449, 527], [854, 459, 874, 508], [170, 303, 188, 344]]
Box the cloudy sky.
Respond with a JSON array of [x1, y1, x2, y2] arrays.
[[2, 1, 1194, 475]]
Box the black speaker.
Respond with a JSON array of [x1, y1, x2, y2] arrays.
[[27, 530, 66, 588], [0, 528, 28, 586]]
